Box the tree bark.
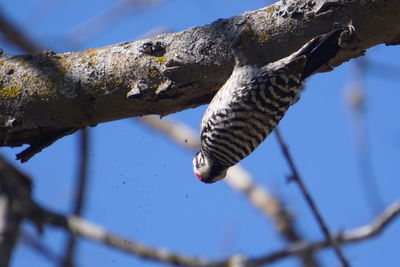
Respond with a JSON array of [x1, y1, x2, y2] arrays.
[[1, 0, 399, 160]]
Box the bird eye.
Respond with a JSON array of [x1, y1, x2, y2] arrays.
[[195, 153, 204, 166]]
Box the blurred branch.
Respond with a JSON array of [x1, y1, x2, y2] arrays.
[[24, 0, 65, 27], [1, 154, 399, 267], [21, 230, 59, 264], [66, 0, 164, 48], [250, 200, 400, 266], [0, 154, 213, 267], [62, 128, 91, 267], [32, 198, 400, 267], [138, 115, 291, 225], [274, 128, 350, 267], [0, 156, 32, 267], [138, 115, 320, 267], [72, 129, 90, 220], [363, 59, 400, 80], [0, 13, 41, 53], [53, 215, 215, 267], [137, 26, 173, 40], [139, 115, 200, 150], [345, 58, 384, 215]]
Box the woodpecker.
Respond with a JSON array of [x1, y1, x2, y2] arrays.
[[193, 29, 342, 183]]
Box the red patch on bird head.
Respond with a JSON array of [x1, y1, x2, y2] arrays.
[[195, 173, 214, 184], [195, 173, 202, 180]]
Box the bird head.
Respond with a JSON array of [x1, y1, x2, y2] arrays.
[[193, 151, 227, 184]]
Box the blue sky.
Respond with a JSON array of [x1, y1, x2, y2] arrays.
[[1, 1, 400, 267]]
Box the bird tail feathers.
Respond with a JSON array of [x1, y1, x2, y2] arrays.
[[296, 29, 342, 80]]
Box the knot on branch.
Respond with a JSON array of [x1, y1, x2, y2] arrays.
[[140, 41, 166, 57]]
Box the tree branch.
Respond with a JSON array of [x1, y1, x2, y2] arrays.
[[0, 13, 41, 53], [1, 153, 399, 267], [345, 59, 384, 215], [26, 196, 400, 267], [1, 0, 400, 160], [65, 0, 163, 49], [0, 156, 32, 267], [21, 231, 60, 264], [28, 192, 400, 267], [62, 128, 91, 267], [34, 198, 400, 267], [250, 200, 400, 266]]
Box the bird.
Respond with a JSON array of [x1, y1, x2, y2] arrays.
[[193, 28, 342, 184]]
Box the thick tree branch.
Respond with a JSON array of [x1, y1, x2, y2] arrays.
[[1, 0, 400, 159]]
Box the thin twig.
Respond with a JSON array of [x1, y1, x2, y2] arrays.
[[274, 128, 350, 267], [73, 128, 90, 216], [250, 200, 400, 265], [62, 128, 90, 267], [21, 231, 59, 264]]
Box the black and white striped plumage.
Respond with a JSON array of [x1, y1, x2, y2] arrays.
[[193, 29, 342, 183]]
